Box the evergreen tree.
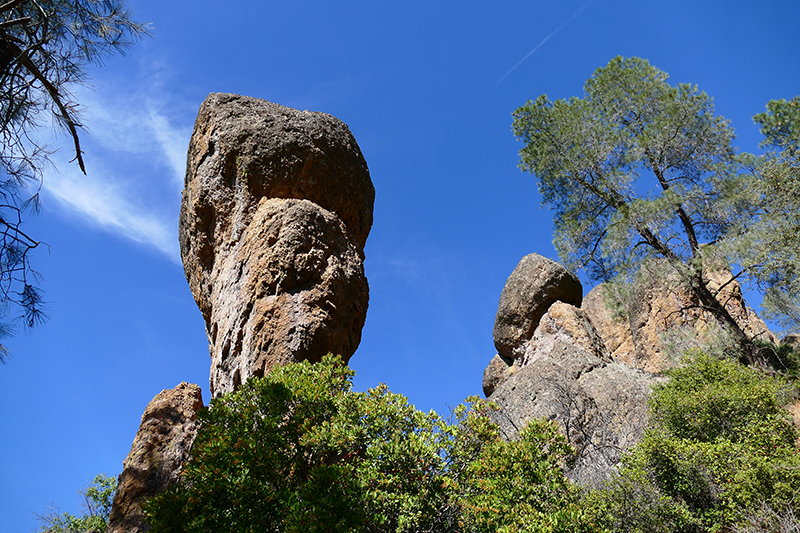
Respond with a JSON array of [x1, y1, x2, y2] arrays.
[[512, 56, 798, 363], [0, 0, 147, 356]]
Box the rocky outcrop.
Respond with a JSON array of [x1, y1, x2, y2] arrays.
[[483, 254, 782, 486], [780, 333, 800, 350], [107, 383, 203, 533], [487, 301, 661, 487], [180, 93, 374, 396], [583, 270, 776, 373], [493, 254, 582, 362]]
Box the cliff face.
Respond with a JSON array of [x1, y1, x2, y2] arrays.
[[583, 271, 776, 373], [180, 93, 374, 397]]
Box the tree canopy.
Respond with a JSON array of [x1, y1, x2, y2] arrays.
[[0, 0, 147, 356], [36, 473, 117, 533], [512, 56, 799, 361], [739, 97, 800, 331]]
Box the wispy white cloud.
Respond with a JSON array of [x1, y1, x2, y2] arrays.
[[39, 75, 193, 262], [44, 164, 180, 260]]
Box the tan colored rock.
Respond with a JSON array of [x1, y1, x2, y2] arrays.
[[107, 383, 204, 533], [583, 271, 775, 374], [208, 198, 369, 396], [180, 93, 374, 260], [788, 400, 800, 435], [522, 302, 611, 370], [493, 254, 582, 361], [180, 94, 374, 396], [781, 334, 800, 350], [581, 284, 636, 363]]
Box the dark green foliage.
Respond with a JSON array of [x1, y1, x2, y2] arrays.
[[512, 56, 737, 282], [590, 352, 800, 533], [735, 96, 800, 332], [145, 355, 594, 533], [754, 97, 800, 155], [460, 418, 595, 533], [36, 473, 117, 532]]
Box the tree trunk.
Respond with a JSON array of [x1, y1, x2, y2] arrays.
[[688, 271, 761, 366]]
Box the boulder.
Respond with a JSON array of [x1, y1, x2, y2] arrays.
[[493, 254, 582, 361], [179, 94, 374, 396], [180, 93, 374, 257], [107, 383, 204, 533], [482, 353, 514, 397], [207, 198, 369, 396], [488, 302, 661, 487], [781, 333, 800, 350]]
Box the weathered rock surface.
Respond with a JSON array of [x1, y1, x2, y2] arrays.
[[780, 333, 800, 350], [488, 302, 661, 487], [180, 93, 374, 256], [581, 284, 636, 364], [482, 353, 515, 397], [583, 270, 776, 373], [207, 198, 369, 395], [107, 383, 204, 533], [493, 254, 582, 361], [180, 94, 374, 396]]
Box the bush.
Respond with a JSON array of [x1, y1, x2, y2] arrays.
[[590, 351, 800, 533], [36, 473, 117, 533], [145, 355, 595, 533]]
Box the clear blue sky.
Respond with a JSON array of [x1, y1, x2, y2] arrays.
[[1, 1, 798, 530]]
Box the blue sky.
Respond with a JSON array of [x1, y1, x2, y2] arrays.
[[1, 1, 798, 530]]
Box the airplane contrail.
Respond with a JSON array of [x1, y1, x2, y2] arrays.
[[495, 0, 594, 87]]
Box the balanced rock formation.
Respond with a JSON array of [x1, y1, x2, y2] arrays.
[[493, 254, 582, 362], [483, 254, 782, 486], [488, 301, 661, 487], [180, 93, 375, 396], [107, 383, 203, 533], [483, 255, 663, 486]]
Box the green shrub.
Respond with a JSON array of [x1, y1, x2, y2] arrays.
[[590, 351, 800, 533], [36, 473, 117, 533], [145, 355, 595, 533]]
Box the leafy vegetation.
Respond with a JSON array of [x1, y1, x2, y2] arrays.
[[589, 352, 800, 533], [36, 473, 117, 532], [511, 56, 800, 363], [143, 353, 799, 533], [145, 355, 594, 533]]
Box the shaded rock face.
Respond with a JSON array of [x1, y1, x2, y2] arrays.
[[180, 93, 374, 396], [482, 353, 515, 397], [493, 254, 582, 362], [488, 302, 661, 487], [107, 383, 203, 533], [583, 271, 776, 374]]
